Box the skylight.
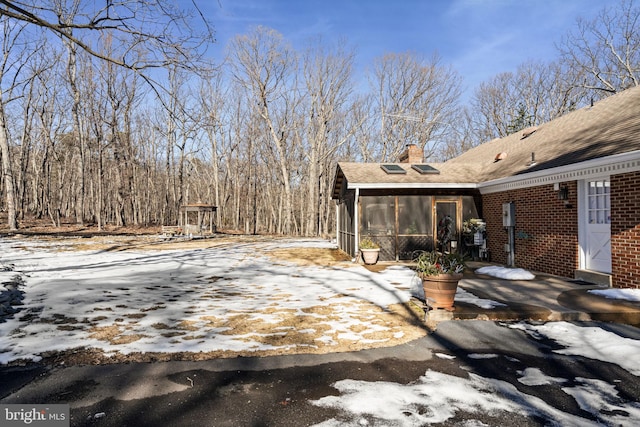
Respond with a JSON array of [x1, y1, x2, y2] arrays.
[[380, 164, 407, 174], [411, 164, 440, 174]]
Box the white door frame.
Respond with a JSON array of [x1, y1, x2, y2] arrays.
[[578, 176, 612, 273]]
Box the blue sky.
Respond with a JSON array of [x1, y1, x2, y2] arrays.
[[203, 0, 610, 98]]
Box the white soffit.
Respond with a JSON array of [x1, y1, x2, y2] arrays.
[[479, 150, 640, 194], [348, 182, 477, 190]]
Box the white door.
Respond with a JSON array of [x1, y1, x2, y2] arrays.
[[585, 179, 611, 273]]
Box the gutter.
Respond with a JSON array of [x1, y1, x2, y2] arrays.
[[347, 182, 478, 190], [478, 150, 640, 194]]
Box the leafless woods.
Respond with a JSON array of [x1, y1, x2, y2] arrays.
[[0, 0, 638, 234]]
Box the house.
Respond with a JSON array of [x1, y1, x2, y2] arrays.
[[332, 85, 640, 288]]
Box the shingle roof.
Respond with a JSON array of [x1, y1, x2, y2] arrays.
[[331, 161, 483, 198], [445, 85, 640, 182], [337, 162, 481, 184], [333, 85, 640, 199]]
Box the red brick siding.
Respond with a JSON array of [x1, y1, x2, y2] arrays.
[[611, 171, 640, 289], [482, 182, 578, 278]]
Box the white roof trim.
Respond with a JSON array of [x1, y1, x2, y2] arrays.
[[479, 150, 640, 194], [348, 182, 478, 190]]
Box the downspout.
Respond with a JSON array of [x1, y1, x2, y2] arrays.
[[354, 187, 359, 259], [335, 200, 340, 248]]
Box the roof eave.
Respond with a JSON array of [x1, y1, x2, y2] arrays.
[[348, 182, 478, 190], [479, 149, 640, 193]]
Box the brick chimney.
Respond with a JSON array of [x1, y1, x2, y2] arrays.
[[398, 144, 423, 163]]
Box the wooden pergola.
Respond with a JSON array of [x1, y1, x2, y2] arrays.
[[180, 203, 217, 235]]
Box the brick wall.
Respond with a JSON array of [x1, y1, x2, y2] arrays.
[[482, 182, 578, 278], [611, 171, 640, 289]]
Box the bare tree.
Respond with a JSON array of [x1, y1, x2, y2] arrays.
[[346, 93, 377, 162], [470, 72, 515, 141], [103, 44, 141, 226], [0, 15, 33, 230], [198, 69, 228, 229], [470, 61, 583, 142], [30, 44, 66, 226], [53, 1, 89, 225], [558, 0, 640, 97], [0, 0, 214, 229], [370, 52, 462, 162], [0, 102, 17, 230], [82, 64, 109, 229], [164, 65, 198, 219], [0, 1, 214, 75], [438, 107, 477, 161], [228, 26, 299, 234], [301, 37, 355, 235]]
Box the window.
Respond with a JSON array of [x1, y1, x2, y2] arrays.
[[398, 196, 432, 235], [588, 179, 610, 224], [361, 196, 395, 234]]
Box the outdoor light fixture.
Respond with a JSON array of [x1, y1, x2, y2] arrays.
[[558, 185, 569, 200]]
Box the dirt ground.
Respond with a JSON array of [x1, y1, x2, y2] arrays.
[[1, 219, 428, 366]]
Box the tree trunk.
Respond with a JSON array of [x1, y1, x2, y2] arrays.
[[0, 104, 18, 230], [66, 42, 85, 225]]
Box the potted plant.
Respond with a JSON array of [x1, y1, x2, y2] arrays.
[[462, 218, 486, 259], [359, 237, 380, 265], [414, 250, 466, 310]]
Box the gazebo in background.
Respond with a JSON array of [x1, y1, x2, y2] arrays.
[[181, 202, 217, 236]]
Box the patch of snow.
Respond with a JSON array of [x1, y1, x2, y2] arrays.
[[310, 370, 609, 426], [588, 288, 640, 302], [475, 266, 535, 280], [435, 353, 456, 360], [510, 321, 640, 376], [563, 377, 640, 424], [311, 371, 527, 426], [517, 368, 567, 386], [455, 288, 507, 309], [467, 353, 499, 359]]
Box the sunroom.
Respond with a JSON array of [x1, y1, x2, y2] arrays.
[[331, 146, 484, 262]]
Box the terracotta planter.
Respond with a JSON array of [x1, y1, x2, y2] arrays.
[[420, 273, 463, 310], [360, 248, 380, 265]]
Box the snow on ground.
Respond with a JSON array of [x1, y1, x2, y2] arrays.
[[468, 353, 499, 359], [511, 321, 640, 376], [517, 367, 567, 386], [562, 377, 640, 424], [311, 368, 640, 427], [0, 236, 515, 364], [312, 371, 533, 426], [312, 321, 640, 426], [0, 237, 425, 363], [589, 288, 640, 302], [475, 266, 535, 280], [3, 237, 640, 426], [454, 287, 507, 309]]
